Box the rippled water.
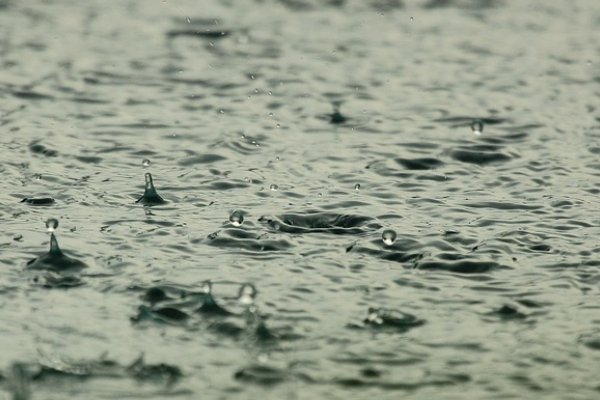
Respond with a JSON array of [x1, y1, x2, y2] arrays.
[[2, 0, 600, 399]]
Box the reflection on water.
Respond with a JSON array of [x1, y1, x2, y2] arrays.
[[1, 0, 600, 398]]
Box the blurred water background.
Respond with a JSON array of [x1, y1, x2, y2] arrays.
[[1, 0, 600, 399]]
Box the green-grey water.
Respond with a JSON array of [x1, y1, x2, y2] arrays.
[[2, 1, 600, 399]]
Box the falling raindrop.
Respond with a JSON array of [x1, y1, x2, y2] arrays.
[[142, 159, 151, 167], [270, 184, 279, 191], [229, 210, 245, 227], [45, 218, 59, 232], [186, 17, 191, 23], [354, 183, 361, 191], [33, 174, 42, 180], [382, 229, 397, 246], [471, 119, 484, 135]]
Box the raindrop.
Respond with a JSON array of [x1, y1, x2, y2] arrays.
[[238, 283, 257, 306], [382, 229, 397, 246], [354, 183, 361, 191], [33, 174, 42, 180], [270, 184, 279, 191], [45, 218, 59, 232], [269, 113, 273, 117], [142, 159, 151, 167], [229, 210, 245, 227], [471, 119, 484, 135], [410, 16, 414, 21], [186, 17, 191, 23]]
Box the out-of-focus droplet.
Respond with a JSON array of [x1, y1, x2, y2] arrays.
[[270, 184, 278, 191], [33, 174, 42, 180], [238, 283, 257, 306], [229, 210, 245, 227], [142, 159, 151, 167], [202, 280, 213, 295], [471, 119, 484, 135], [355, 183, 361, 191], [186, 17, 191, 23], [45, 218, 59, 232], [382, 229, 397, 246], [410, 16, 414, 21]]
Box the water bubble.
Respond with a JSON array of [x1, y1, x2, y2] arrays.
[[45, 218, 59, 232], [270, 184, 278, 191], [142, 159, 151, 167], [238, 283, 257, 306], [229, 210, 245, 227], [382, 229, 397, 246], [355, 183, 361, 191], [471, 119, 484, 135]]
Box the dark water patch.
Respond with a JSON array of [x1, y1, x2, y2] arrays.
[[461, 201, 543, 211], [131, 305, 190, 325], [395, 157, 443, 170], [234, 364, 290, 385], [434, 116, 507, 127], [12, 90, 54, 100], [75, 155, 103, 164], [29, 141, 57, 157], [20, 197, 55, 206], [450, 146, 513, 165], [259, 212, 379, 235], [415, 259, 506, 273], [166, 29, 229, 39], [177, 153, 226, 166]]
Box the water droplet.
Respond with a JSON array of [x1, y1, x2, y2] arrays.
[[471, 119, 484, 135], [269, 113, 273, 117], [45, 218, 59, 232], [229, 210, 245, 227], [270, 184, 279, 191], [355, 183, 361, 191], [382, 229, 397, 246], [33, 174, 42, 180], [410, 16, 414, 21], [268, 91, 272, 95], [238, 283, 257, 306], [254, 88, 259, 93], [186, 17, 191, 23], [202, 280, 213, 295], [275, 156, 280, 161], [142, 159, 151, 167]]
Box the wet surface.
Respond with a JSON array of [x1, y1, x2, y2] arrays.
[[2, 0, 600, 399]]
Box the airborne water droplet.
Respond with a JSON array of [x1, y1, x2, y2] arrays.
[[270, 184, 278, 191], [471, 119, 484, 135], [33, 174, 42, 180], [202, 280, 213, 295], [355, 183, 361, 191], [142, 159, 151, 167], [238, 283, 257, 306], [45, 218, 59, 232], [382, 229, 397, 246], [229, 210, 245, 227]]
